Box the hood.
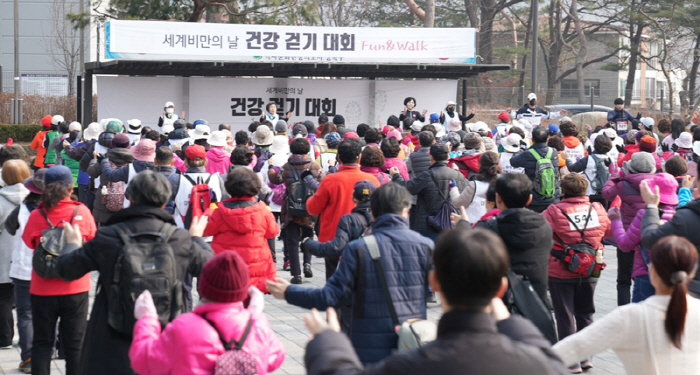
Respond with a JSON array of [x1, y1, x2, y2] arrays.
[[563, 136, 581, 149], [98, 131, 115, 148], [213, 201, 270, 234], [0, 183, 29, 205], [451, 153, 480, 172], [106, 147, 135, 165], [351, 203, 372, 220], [207, 147, 230, 163], [621, 171, 656, 189], [288, 154, 312, 166], [360, 166, 384, 176]]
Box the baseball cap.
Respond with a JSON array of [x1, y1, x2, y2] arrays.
[[44, 165, 73, 186], [527, 93, 537, 100], [429, 113, 440, 123], [292, 123, 308, 138], [185, 144, 207, 161], [353, 180, 377, 202], [548, 124, 560, 134]]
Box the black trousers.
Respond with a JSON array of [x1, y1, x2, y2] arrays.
[[549, 280, 597, 341], [0, 283, 14, 347], [284, 222, 313, 277], [31, 292, 88, 375], [617, 248, 635, 305], [325, 257, 340, 280]]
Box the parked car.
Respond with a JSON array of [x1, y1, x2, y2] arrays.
[[547, 104, 613, 116]]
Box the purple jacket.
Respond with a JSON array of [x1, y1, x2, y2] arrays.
[[611, 206, 675, 278], [602, 172, 655, 229]]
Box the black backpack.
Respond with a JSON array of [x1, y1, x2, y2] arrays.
[[286, 166, 313, 217], [107, 223, 183, 335], [32, 206, 79, 279]]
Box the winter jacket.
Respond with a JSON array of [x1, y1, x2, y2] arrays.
[[30, 130, 50, 168], [510, 143, 562, 208], [476, 208, 501, 226], [100, 159, 154, 183], [203, 199, 278, 293], [305, 311, 567, 375], [205, 146, 232, 175], [641, 199, 700, 296], [42, 130, 60, 165], [6, 201, 38, 281], [79, 133, 114, 176], [65, 139, 93, 186], [88, 147, 134, 225], [562, 136, 587, 162], [22, 199, 96, 296], [449, 153, 481, 179], [566, 154, 612, 195], [56, 205, 214, 375], [305, 165, 379, 242], [0, 183, 29, 283], [474, 208, 553, 302], [617, 144, 639, 168], [382, 157, 409, 181], [130, 302, 284, 375], [305, 204, 371, 259], [613, 206, 675, 279], [403, 133, 420, 148], [360, 167, 390, 185], [399, 110, 425, 123], [607, 109, 635, 134], [602, 171, 656, 230], [284, 214, 433, 364], [392, 161, 468, 233], [406, 147, 431, 179], [267, 154, 324, 228], [542, 196, 610, 281]]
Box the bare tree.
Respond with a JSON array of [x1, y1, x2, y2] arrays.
[[559, 0, 588, 103], [43, 0, 80, 96]]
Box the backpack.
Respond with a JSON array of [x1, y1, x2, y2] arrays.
[[286, 166, 313, 217], [426, 171, 459, 231], [551, 204, 605, 278], [182, 174, 217, 229], [101, 160, 126, 211], [107, 223, 182, 335], [529, 148, 557, 198], [32, 206, 79, 279], [200, 316, 257, 375], [584, 155, 609, 194]]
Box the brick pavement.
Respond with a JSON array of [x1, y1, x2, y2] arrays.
[[0, 243, 627, 374]]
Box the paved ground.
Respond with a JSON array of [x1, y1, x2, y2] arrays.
[[0, 242, 627, 374]]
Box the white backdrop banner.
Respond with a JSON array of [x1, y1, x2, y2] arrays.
[[105, 20, 477, 64], [97, 76, 457, 132]]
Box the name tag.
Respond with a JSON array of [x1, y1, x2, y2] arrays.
[[617, 121, 628, 131], [567, 210, 600, 231]]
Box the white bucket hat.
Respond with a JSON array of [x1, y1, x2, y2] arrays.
[[188, 124, 211, 140], [675, 132, 693, 149], [208, 131, 228, 147], [502, 133, 523, 153], [270, 135, 291, 155], [251, 125, 273, 146], [434, 124, 447, 138], [83, 122, 100, 141], [470, 121, 489, 133], [127, 119, 143, 134], [68, 121, 82, 132]]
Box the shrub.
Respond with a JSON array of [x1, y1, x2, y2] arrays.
[[0, 125, 43, 142]]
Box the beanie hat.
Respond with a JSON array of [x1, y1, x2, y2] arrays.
[[197, 252, 250, 303], [332, 115, 345, 125], [111, 134, 131, 149], [639, 135, 657, 153], [41, 115, 53, 128], [463, 132, 483, 151], [324, 132, 341, 147], [625, 152, 655, 174], [275, 120, 287, 134], [482, 137, 496, 153], [497, 112, 510, 123], [106, 120, 124, 134]]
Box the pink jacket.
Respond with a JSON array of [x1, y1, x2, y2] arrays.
[[129, 302, 284, 375], [206, 146, 232, 175], [383, 157, 410, 181]]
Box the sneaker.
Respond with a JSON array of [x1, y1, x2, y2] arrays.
[[580, 358, 593, 370], [304, 263, 313, 278], [426, 292, 437, 303], [283, 260, 290, 271], [290, 275, 302, 284], [19, 358, 31, 374], [0, 344, 11, 349], [568, 364, 583, 374]]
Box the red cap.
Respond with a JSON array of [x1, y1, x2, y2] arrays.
[[185, 144, 207, 161], [497, 112, 510, 122], [41, 115, 52, 128], [343, 132, 359, 140], [382, 126, 392, 136]]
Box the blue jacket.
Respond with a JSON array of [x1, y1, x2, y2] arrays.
[[285, 213, 433, 364]]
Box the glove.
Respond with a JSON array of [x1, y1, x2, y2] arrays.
[[247, 286, 265, 314], [616, 144, 626, 154], [607, 206, 622, 222], [587, 145, 594, 155], [661, 143, 670, 152], [300, 170, 312, 180], [449, 178, 457, 190], [519, 140, 528, 151], [672, 144, 678, 152], [134, 290, 157, 320], [636, 112, 642, 120]]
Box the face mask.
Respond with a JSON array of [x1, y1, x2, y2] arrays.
[[529, 99, 536, 106], [447, 107, 455, 113], [166, 108, 174, 114]]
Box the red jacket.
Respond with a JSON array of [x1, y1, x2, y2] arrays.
[[542, 196, 610, 280], [23, 199, 96, 296], [449, 154, 480, 179], [30, 130, 51, 168], [403, 134, 419, 147], [306, 165, 379, 242], [203, 199, 278, 293], [617, 144, 638, 167]]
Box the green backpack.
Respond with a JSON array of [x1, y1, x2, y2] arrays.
[[529, 148, 556, 198]]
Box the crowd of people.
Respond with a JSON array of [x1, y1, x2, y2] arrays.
[[0, 94, 697, 374]]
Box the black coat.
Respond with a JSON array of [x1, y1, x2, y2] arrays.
[[392, 161, 467, 233], [509, 142, 562, 209], [304, 311, 567, 375], [406, 148, 431, 179], [55, 206, 214, 375], [474, 208, 553, 302], [305, 204, 371, 259]]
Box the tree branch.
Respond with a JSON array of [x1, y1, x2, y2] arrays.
[[403, 0, 426, 22]]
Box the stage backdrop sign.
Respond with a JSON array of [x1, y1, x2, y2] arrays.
[[97, 76, 457, 132], [105, 20, 476, 64]]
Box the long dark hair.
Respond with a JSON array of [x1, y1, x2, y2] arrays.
[[650, 236, 699, 349], [41, 182, 73, 210], [671, 119, 685, 140], [476, 152, 502, 182]]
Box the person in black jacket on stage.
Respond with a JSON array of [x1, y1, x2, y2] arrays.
[[302, 228, 567, 375], [399, 97, 427, 123]]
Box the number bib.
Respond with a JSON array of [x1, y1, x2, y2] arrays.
[[616, 121, 628, 132], [567, 209, 600, 231]]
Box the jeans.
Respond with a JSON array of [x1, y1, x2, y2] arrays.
[[617, 248, 635, 305], [632, 275, 655, 302], [284, 222, 313, 277], [11, 279, 31, 361], [0, 283, 13, 347], [549, 280, 597, 341], [31, 292, 88, 375]]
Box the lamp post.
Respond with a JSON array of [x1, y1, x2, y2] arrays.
[[531, 0, 538, 95]]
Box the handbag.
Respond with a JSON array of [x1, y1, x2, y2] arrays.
[[426, 171, 459, 231], [32, 206, 79, 279], [363, 235, 437, 351]]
